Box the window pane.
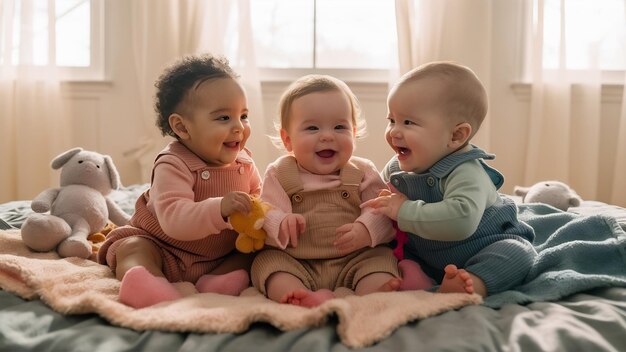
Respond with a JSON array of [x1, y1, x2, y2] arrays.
[[251, 0, 314, 68], [57, 0, 90, 67], [316, 0, 396, 69], [543, 0, 625, 70], [6, 0, 90, 67], [250, 0, 396, 69]]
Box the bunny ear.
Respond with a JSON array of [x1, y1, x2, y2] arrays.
[[104, 155, 121, 190], [514, 186, 530, 197], [51, 148, 83, 169]]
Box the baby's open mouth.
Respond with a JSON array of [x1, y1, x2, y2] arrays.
[[316, 149, 336, 158], [224, 141, 240, 149], [398, 147, 411, 155]]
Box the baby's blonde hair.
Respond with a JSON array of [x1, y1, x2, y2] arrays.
[[272, 74, 366, 149], [397, 61, 487, 138]]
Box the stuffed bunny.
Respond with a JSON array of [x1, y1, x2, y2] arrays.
[[514, 180, 582, 211], [21, 148, 131, 259]]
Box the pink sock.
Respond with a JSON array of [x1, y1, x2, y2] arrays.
[[195, 269, 249, 296], [118, 266, 182, 308], [398, 259, 434, 291]]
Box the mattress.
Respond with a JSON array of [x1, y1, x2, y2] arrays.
[[1, 185, 625, 351]]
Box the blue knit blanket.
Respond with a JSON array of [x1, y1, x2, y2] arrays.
[[484, 203, 626, 308]]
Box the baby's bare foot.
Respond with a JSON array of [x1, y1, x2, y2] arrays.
[[280, 288, 334, 308], [438, 264, 474, 294]]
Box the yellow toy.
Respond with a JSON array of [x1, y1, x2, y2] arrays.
[[87, 223, 116, 260], [229, 197, 270, 253]]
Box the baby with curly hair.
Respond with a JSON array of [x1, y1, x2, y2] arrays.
[[98, 54, 262, 308]]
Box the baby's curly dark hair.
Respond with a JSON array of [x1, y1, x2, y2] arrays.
[[154, 54, 239, 138]]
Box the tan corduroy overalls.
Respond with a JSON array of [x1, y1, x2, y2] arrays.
[[251, 156, 399, 294]]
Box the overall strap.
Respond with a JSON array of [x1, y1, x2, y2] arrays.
[[274, 156, 305, 196], [340, 160, 365, 189]]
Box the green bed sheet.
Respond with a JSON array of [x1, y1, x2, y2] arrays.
[[1, 287, 625, 351]]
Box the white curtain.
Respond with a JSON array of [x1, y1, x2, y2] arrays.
[[524, 0, 626, 206], [0, 0, 71, 203], [127, 0, 267, 182]]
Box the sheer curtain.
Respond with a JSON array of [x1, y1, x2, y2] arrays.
[[524, 0, 626, 206], [0, 0, 71, 203], [127, 0, 267, 182]]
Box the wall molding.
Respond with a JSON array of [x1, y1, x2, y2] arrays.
[[511, 82, 624, 103], [60, 80, 113, 99]]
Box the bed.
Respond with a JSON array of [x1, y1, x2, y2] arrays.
[[1, 184, 625, 351]]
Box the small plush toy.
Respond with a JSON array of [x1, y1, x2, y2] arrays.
[[514, 180, 582, 211], [229, 197, 270, 253], [87, 222, 117, 259], [21, 148, 131, 259]]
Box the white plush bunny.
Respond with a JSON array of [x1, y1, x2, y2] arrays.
[[514, 180, 582, 211], [21, 148, 130, 258]]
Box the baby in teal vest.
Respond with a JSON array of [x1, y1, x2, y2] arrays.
[[362, 62, 536, 297]]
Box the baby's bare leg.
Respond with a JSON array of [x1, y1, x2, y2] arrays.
[[114, 236, 163, 280], [114, 237, 182, 308], [210, 252, 255, 275], [354, 272, 401, 295], [266, 272, 334, 308]]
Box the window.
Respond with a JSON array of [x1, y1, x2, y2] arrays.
[[2, 0, 104, 79], [542, 0, 625, 70], [249, 0, 397, 79], [56, 0, 92, 67]]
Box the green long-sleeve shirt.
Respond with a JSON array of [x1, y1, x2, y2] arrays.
[[383, 159, 498, 241]]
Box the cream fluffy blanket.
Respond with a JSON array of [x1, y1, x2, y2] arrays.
[[0, 230, 481, 348]]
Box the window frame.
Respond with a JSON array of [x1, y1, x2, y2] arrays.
[[257, 67, 394, 84]]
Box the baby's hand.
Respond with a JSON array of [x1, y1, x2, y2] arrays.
[[334, 222, 371, 255], [360, 189, 407, 221], [280, 214, 306, 247], [220, 192, 252, 218]]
